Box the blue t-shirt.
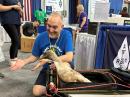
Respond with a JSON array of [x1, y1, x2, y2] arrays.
[[0, 0, 21, 25], [79, 12, 88, 31], [32, 29, 73, 68]]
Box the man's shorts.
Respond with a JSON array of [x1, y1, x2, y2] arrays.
[[35, 68, 48, 86], [34, 64, 74, 86]]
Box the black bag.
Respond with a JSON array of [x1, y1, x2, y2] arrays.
[[47, 69, 130, 94], [110, 68, 130, 89], [57, 70, 116, 93], [56, 70, 130, 94], [111, 68, 130, 83]]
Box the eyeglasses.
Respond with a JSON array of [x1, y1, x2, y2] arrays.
[[47, 24, 58, 30]]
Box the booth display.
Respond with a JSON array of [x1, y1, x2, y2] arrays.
[[95, 25, 130, 69], [106, 17, 130, 25]]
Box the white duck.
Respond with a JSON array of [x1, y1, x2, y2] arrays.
[[40, 50, 91, 83]]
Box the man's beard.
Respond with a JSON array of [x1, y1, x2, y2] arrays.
[[48, 30, 60, 38]]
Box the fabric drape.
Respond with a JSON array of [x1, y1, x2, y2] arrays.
[[74, 33, 96, 71], [109, 0, 123, 14], [32, 0, 41, 21]]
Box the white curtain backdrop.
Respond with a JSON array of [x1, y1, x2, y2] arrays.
[[74, 33, 96, 71]]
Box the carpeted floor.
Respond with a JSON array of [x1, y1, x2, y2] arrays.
[[0, 43, 45, 97], [1, 43, 130, 97]]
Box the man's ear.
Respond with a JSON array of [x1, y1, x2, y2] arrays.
[[62, 25, 64, 28]]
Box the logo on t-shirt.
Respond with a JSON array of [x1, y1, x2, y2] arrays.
[[44, 45, 62, 56]]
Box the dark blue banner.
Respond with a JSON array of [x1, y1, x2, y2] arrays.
[[103, 30, 130, 70], [95, 25, 130, 70]]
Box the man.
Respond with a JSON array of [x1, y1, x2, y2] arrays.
[[76, 4, 88, 32], [10, 12, 73, 96], [0, 0, 23, 78], [22, 20, 40, 37], [120, 7, 129, 17]]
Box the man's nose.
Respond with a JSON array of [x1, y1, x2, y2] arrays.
[[48, 27, 55, 32]]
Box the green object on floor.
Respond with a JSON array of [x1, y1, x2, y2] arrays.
[[0, 73, 4, 78]]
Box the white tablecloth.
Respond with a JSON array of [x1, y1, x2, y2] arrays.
[[0, 47, 5, 62], [0, 25, 11, 43], [0, 25, 10, 62], [74, 33, 96, 71]]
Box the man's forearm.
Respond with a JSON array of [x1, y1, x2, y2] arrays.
[[59, 52, 73, 62], [23, 55, 38, 65], [0, 4, 13, 12], [80, 17, 87, 28]]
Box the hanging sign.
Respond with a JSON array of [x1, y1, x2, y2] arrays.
[[45, 0, 63, 12], [88, 0, 110, 22]]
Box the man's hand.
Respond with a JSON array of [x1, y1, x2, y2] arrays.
[[76, 27, 81, 32], [12, 5, 23, 17], [50, 63, 56, 70], [32, 59, 51, 71], [10, 59, 25, 71], [12, 5, 21, 11]]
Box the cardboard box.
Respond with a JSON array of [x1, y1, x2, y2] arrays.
[[21, 35, 35, 52]]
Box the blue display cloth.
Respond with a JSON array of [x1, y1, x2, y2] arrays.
[[95, 25, 130, 69], [38, 26, 47, 33]]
